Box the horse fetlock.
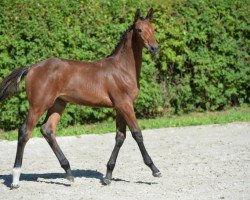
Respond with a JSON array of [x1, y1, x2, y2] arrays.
[[144, 159, 155, 169], [61, 159, 70, 170], [63, 166, 74, 182], [107, 162, 115, 171]]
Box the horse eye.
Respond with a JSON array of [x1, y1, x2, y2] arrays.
[[137, 29, 142, 33]]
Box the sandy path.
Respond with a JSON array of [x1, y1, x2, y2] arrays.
[[0, 122, 249, 200]]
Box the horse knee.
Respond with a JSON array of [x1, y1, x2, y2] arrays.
[[132, 131, 143, 143]]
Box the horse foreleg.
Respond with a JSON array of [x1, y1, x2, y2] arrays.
[[116, 100, 161, 178], [103, 113, 126, 185]]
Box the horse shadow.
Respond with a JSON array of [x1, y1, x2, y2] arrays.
[[0, 169, 104, 188], [0, 169, 158, 188]]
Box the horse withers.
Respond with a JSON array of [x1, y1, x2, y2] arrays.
[[0, 8, 161, 189]]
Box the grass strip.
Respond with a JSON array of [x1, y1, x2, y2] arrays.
[[0, 107, 249, 141]]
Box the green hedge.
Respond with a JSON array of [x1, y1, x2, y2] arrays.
[[0, 0, 249, 130], [155, 0, 250, 113]]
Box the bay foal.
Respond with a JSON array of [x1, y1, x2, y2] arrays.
[[0, 9, 161, 188]]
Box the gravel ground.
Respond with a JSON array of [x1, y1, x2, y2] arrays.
[[0, 122, 249, 200]]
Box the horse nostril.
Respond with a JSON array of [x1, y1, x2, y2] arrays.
[[148, 45, 160, 54], [149, 46, 156, 52]]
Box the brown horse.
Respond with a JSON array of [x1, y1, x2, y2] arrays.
[[0, 8, 161, 188]]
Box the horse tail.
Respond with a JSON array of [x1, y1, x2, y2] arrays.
[[0, 67, 29, 102]]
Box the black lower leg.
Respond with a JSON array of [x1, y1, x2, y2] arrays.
[[41, 126, 73, 181], [106, 147, 120, 180], [14, 124, 29, 168], [11, 124, 30, 188], [132, 131, 161, 176], [104, 131, 125, 184]]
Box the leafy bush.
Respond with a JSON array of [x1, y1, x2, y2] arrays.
[[155, 0, 249, 113], [0, 0, 249, 130]]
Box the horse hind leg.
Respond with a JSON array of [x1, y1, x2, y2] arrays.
[[11, 107, 46, 189], [40, 98, 74, 182]]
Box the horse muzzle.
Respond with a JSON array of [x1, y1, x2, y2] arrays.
[[147, 44, 160, 55]]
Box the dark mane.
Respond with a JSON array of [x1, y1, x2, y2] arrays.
[[107, 16, 146, 58], [107, 23, 134, 57]]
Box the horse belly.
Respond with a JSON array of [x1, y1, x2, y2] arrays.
[[60, 90, 113, 108]]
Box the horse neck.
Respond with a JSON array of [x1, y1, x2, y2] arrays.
[[113, 29, 143, 86]]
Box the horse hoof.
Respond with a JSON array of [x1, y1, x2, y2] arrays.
[[10, 183, 20, 189], [66, 176, 74, 182], [153, 171, 162, 177], [102, 178, 111, 185]]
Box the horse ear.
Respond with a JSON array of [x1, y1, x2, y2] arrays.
[[134, 9, 141, 22], [146, 8, 154, 21]]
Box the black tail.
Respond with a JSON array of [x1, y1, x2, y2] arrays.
[[0, 67, 29, 102]]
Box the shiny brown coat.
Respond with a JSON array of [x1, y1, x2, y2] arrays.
[[0, 9, 161, 188]]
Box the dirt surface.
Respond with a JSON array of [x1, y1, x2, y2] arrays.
[[0, 122, 249, 200]]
